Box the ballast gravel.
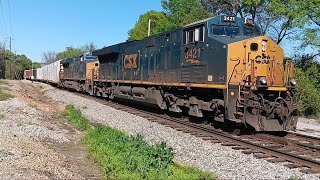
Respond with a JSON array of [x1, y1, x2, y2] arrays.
[[38, 82, 320, 180], [294, 117, 320, 138], [0, 80, 101, 180]]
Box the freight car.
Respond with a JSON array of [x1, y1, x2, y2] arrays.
[[24, 69, 37, 80], [36, 60, 61, 84], [24, 70, 33, 80], [33, 15, 297, 132]]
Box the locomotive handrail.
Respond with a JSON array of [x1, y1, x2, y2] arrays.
[[228, 58, 241, 84]]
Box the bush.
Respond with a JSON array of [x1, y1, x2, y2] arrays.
[[295, 68, 320, 118]]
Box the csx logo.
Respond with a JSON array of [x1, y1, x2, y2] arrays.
[[123, 54, 138, 69]]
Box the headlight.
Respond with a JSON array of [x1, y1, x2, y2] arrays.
[[290, 78, 297, 86], [262, 40, 267, 52], [259, 77, 267, 85]]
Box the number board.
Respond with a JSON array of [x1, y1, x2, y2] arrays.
[[221, 15, 236, 22]]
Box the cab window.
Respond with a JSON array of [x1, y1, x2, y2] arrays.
[[211, 25, 240, 36], [183, 26, 205, 44]]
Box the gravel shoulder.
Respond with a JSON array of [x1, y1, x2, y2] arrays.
[[0, 80, 101, 180], [27, 80, 320, 180], [294, 117, 320, 138]]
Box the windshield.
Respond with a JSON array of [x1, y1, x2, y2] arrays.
[[211, 25, 240, 36], [243, 25, 260, 36], [84, 55, 98, 61]]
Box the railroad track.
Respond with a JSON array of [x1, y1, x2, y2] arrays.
[[72, 91, 320, 174]]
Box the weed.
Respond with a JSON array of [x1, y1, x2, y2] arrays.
[[0, 86, 11, 91], [16, 121, 24, 126], [63, 104, 215, 180], [0, 80, 7, 85], [85, 126, 214, 180], [0, 80, 13, 101], [47, 143, 55, 149], [0, 90, 14, 101], [30, 104, 38, 109], [82, 106, 88, 109], [61, 105, 91, 131], [0, 114, 4, 120], [57, 118, 66, 124], [288, 175, 299, 180]]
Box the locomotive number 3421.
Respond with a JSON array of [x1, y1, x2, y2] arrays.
[[185, 48, 201, 59]]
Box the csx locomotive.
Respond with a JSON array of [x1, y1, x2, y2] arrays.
[[37, 15, 298, 132]]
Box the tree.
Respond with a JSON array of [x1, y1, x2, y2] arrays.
[[201, 0, 241, 16], [129, 0, 213, 40], [128, 11, 174, 40], [295, 68, 320, 118], [81, 42, 97, 53], [293, 0, 319, 49], [56, 47, 83, 60], [162, 0, 212, 27], [42, 51, 57, 64]]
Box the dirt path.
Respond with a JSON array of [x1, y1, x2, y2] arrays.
[[0, 80, 101, 180]]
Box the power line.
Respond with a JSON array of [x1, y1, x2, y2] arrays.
[[7, 0, 12, 37], [0, 0, 8, 37], [0, 1, 6, 39]]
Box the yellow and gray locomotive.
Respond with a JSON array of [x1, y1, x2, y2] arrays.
[[61, 15, 297, 132]]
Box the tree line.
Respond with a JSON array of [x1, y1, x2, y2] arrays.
[[128, 0, 319, 47], [42, 42, 96, 64], [0, 44, 41, 79]]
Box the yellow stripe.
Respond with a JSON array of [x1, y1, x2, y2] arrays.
[[267, 87, 287, 91], [101, 80, 227, 89]]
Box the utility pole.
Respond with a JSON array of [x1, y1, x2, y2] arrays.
[[148, 19, 151, 37], [9, 37, 12, 79]]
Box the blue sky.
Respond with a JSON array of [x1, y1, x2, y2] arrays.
[[0, 0, 316, 62], [0, 0, 162, 62]]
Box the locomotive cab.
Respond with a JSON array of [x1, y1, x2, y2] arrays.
[[184, 15, 297, 131], [209, 16, 298, 131]]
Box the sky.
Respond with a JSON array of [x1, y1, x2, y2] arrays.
[[0, 0, 317, 63], [0, 0, 162, 62]]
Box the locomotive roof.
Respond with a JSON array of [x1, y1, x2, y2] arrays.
[[184, 17, 214, 27]]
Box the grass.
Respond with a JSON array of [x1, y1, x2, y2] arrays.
[[47, 143, 55, 149], [16, 121, 25, 126], [0, 80, 14, 101], [288, 175, 297, 180], [0, 80, 7, 85], [61, 105, 91, 131], [0, 90, 13, 101], [62, 105, 215, 180]]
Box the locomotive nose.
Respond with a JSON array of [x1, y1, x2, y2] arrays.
[[249, 37, 284, 86]]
